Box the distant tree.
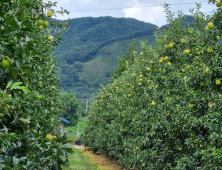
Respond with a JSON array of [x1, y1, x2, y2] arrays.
[[79, 110, 87, 117], [110, 39, 137, 82], [59, 93, 79, 126], [75, 61, 84, 72]]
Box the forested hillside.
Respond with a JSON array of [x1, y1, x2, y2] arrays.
[[54, 17, 158, 97], [54, 16, 195, 98]]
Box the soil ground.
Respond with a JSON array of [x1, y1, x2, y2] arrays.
[[72, 145, 131, 170]]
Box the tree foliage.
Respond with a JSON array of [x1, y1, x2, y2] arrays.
[[84, 2, 222, 169], [59, 93, 79, 126], [0, 0, 72, 169]]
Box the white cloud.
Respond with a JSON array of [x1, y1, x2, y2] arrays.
[[122, 6, 165, 27], [49, 0, 218, 27]]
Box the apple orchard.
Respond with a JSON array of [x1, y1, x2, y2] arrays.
[[84, 1, 222, 169]]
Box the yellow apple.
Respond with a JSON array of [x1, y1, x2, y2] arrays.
[[216, 1, 222, 7], [49, 36, 54, 40], [47, 11, 53, 17], [207, 22, 214, 29], [45, 134, 53, 141]]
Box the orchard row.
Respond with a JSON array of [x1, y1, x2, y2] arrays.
[[84, 1, 222, 169]]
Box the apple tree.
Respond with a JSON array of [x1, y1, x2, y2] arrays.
[[0, 0, 73, 169]]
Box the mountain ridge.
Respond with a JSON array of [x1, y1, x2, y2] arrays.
[[54, 16, 158, 97]]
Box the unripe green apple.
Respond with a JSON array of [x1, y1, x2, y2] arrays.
[[207, 22, 214, 29], [207, 48, 213, 53], [215, 79, 221, 85], [140, 52, 143, 55], [178, 147, 182, 151], [216, 36, 220, 41], [168, 62, 171, 66], [37, 20, 43, 26], [4, 104, 10, 111], [159, 58, 163, 63], [49, 36, 54, 40], [180, 39, 185, 43], [147, 67, 151, 72], [191, 132, 196, 137], [189, 103, 194, 108], [164, 56, 169, 61], [43, 21, 49, 28], [38, 26, 42, 30], [140, 79, 143, 82], [205, 26, 209, 31], [184, 49, 190, 55], [200, 82, 204, 86], [142, 163, 145, 167], [31, 14, 38, 20], [1, 59, 10, 70], [140, 75, 143, 78], [169, 43, 174, 48], [47, 11, 53, 17], [216, 1, 222, 7], [151, 101, 156, 105], [196, 48, 199, 52]]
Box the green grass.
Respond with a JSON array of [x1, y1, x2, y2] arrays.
[[65, 119, 88, 142], [62, 148, 100, 170]]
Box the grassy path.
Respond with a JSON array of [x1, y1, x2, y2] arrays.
[[64, 147, 127, 170], [78, 148, 126, 170], [62, 147, 99, 170], [64, 119, 127, 170]]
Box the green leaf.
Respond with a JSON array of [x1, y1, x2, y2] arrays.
[[11, 68, 17, 79], [6, 81, 12, 89], [13, 86, 30, 92], [0, 46, 14, 55], [39, 95, 44, 99], [10, 82, 23, 90], [54, 161, 60, 170], [13, 156, 20, 165], [19, 117, 30, 124], [20, 0, 27, 4], [25, 72, 35, 78], [20, 12, 26, 21]]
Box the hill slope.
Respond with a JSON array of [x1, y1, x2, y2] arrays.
[[54, 17, 158, 97]]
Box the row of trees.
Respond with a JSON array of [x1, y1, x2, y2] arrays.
[[84, 1, 222, 169]]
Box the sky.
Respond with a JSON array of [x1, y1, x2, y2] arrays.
[[49, 0, 217, 27]]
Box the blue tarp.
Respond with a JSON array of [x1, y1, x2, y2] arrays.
[[59, 117, 70, 123]]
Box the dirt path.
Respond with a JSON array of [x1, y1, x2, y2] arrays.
[[72, 145, 130, 170]]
